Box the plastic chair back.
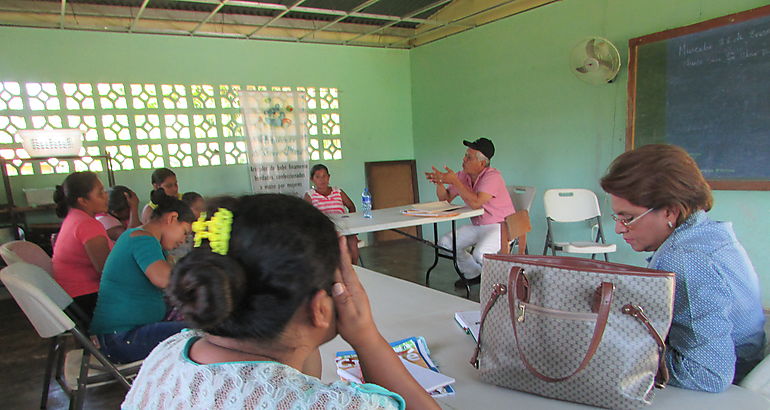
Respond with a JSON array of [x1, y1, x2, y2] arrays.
[[1, 240, 54, 275], [0, 263, 75, 338], [544, 189, 602, 222], [507, 185, 536, 213]]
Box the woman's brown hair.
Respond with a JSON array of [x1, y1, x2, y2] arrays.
[[600, 144, 713, 226]]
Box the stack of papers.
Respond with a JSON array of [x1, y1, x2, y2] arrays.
[[401, 201, 463, 217], [454, 310, 481, 342], [335, 336, 455, 397]]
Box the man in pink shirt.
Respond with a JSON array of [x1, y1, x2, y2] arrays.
[[426, 138, 515, 286]]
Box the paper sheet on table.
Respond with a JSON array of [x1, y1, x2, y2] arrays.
[[410, 201, 464, 212]]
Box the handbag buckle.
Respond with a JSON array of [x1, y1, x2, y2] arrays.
[[517, 302, 526, 322]]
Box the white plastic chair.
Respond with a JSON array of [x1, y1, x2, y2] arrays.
[[0, 263, 141, 410], [0, 240, 54, 275], [542, 189, 616, 261], [507, 185, 536, 213]]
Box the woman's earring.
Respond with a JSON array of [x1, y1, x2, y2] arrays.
[[667, 221, 674, 229]]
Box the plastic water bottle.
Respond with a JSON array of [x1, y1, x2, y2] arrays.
[[362, 187, 372, 218]]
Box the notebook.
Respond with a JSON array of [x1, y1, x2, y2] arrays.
[[454, 310, 481, 342]]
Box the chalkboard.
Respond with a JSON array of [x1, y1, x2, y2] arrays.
[[627, 5, 770, 190]]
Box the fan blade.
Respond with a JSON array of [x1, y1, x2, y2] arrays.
[[597, 58, 613, 70], [575, 65, 589, 74], [585, 39, 597, 59]]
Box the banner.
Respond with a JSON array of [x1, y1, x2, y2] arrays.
[[240, 90, 309, 197]]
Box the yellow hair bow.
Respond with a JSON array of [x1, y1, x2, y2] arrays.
[[192, 208, 233, 256]]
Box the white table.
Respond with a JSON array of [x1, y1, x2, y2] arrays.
[[329, 205, 484, 297], [319, 267, 770, 409]]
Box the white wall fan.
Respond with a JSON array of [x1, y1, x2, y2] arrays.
[[569, 37, 621, 85]]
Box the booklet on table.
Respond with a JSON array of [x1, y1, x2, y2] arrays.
[[335, 336, 455, 397], [454, 310, 481, 342]]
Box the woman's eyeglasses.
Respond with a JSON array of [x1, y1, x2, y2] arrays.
[[611, 208, 655, 228]]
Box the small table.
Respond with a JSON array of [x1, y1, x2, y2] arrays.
[[319, 267, 770, 409], [328, 204, 483, 297]]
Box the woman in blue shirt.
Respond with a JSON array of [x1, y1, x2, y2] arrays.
[[90, 189, 196, 363], [600, 144, 765, 393]]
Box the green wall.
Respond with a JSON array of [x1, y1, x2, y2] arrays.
[[0, 0, 768, 304], [0, 27, 414, 209], [410, 0, 770, 304]]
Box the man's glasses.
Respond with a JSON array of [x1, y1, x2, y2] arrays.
[[611, 208, 655, 228]]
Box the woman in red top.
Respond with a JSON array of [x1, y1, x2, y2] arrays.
[[303, 164, 359, 264], [52, 171, 111, 319]]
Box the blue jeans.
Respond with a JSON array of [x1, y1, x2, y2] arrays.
[[97, 321, 187, 364]]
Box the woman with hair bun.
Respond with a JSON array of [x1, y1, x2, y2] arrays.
[[122, 194, 438, 410], [90, 188, 195, 363], [140, 167, 179, 224], [51, 171, 111, 319], [601, 144, 764, 393]]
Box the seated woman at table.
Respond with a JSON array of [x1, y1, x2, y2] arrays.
[[96, 185, 141, 242], [140, 167, 180, 224], [600, 144, 765, 393], [304, 163, 360, 264], [52, 171, 112, 320], [89, 189, 195, 363], [122, 194, 438, 410]]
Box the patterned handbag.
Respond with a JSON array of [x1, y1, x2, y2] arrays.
[[471, 254, 675, 408]]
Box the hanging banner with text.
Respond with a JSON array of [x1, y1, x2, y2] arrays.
[[240, 90, 309, 197]]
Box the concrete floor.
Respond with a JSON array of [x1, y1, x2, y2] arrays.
[[0, 239, 478, 410]]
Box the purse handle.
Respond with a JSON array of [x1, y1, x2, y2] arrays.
[[508, 267, 614, 382]]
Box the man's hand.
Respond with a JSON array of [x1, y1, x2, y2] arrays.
[[425, 166, 459, 186]]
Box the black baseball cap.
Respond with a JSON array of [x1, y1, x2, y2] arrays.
[[463, 137, 495, 160]]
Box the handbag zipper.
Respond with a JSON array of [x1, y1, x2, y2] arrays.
[[517, 301, 598, 322]]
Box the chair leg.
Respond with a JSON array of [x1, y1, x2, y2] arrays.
[[40, 336, 60, 409], [73, 348, 90, 410], [604, 253, 610, 262]]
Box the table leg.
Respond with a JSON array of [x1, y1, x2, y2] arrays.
[[425, 223, 440, 286], [451, 220, 471, 298]]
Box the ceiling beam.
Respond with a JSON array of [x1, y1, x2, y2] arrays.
[[128, 0, 151, 33], [396, 0, 560, 47], [298, 0, 381, 41], [246, 0, 306, 38], [344, 0, 451, 45], [59, 0, 66, 28], [190, 0, 229, 34]]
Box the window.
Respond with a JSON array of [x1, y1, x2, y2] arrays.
[[0, 81, 342, 176]]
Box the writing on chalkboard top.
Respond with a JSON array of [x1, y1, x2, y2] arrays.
[[627, 4, 770, 191]]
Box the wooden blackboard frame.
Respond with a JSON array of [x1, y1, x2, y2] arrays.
[[627, 5, 770, 191]]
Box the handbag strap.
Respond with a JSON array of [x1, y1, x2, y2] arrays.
[[470, 282, 509, 369], [508, 266, 614, 382], [622, 304, 670, 388]]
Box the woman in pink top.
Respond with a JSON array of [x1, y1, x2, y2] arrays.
[[303, 164, 359, 264], [52, 171, 111, 319]]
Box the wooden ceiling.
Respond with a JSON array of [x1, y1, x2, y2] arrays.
[[0, 0, 560, 48]]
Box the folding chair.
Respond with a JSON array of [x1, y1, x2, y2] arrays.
[[500, 210, 532, 255], [1, 240, 54, 275], [0, 263, 141, 410], [506, 185, 536, 213], [542, 188, 616, 261], [506, 186, 535, 253]]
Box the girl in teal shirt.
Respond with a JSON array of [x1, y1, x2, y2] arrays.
[[90, 189, 195, 363]]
